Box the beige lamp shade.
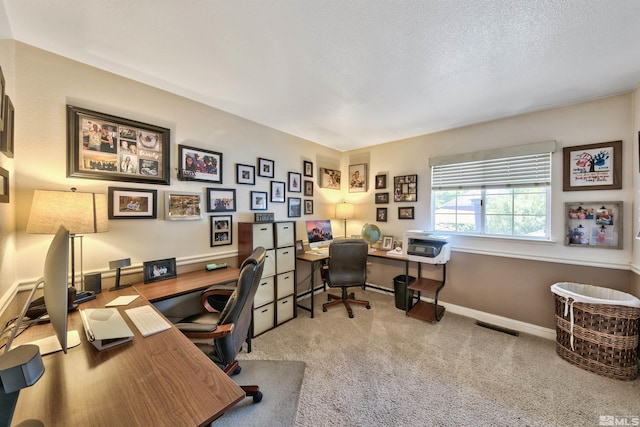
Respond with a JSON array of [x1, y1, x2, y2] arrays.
[[26, 189, 108, 235], [335, 202, 355, 220]]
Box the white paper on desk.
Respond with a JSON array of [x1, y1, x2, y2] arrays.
[[105, 295, 140, 306]]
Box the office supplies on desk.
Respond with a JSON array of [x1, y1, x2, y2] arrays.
[[79, 308, 134, 350], [206, 262, 228, 270], [125, 305, 171, 337], [105, 295, 140, 306]]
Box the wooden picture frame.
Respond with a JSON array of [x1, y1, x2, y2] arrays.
[[375, 192, 389, 204], [0, 66, 4, 132], [108, 187, 157, 219], [348, 163, 367, 193], [67, 105, 170, 185], [0, 166, 8, 203], [565, 201, 622, 249], [236, 163, 255, 185], [304, 180, 314, 197], [304, 199, 314, 215], [288, 172, 302, 192], [563, 140, 622, 191], [0, 95, 14, 158], [398, 206, 414, 219], [165, 191, 202, 220], [381, 235, 394, 250], [210, 215, 232, 246], [295, 239, 305, 255], [394, 174, 418, 202], [303, 160, 313, 177], [375, 174, 386, 189], [319, 167, 341, 189], [177, 144, 222, 184], [376, 207, 387, 222], [206, 188, 236, 212], [270, 180, 285, 203], [258, 157, 274, 178], [251, 191, 268, 210], [143, 257, 177, 284], [288, 197, 301, 217]]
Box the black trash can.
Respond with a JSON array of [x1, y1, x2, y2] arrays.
[[393, 275, 416, 310]]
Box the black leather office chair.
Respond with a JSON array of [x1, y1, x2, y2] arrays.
[[322, 239, 371, 318], [174, 247, 266, 403]]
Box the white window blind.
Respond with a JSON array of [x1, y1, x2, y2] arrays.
[[430, 141, 555, 190]]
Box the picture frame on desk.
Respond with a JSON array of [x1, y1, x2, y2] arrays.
[[381, 235, 394, 251], [143, 257, 177, 284], [67, 105, 170, 185], [210, 215, 232, 246]]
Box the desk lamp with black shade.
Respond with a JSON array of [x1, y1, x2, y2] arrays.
[[26, 188, 108, 305]]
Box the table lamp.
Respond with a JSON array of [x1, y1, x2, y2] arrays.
[[335, 202, 355, 238], [26, 188, 108, 304]]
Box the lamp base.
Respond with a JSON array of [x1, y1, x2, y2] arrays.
[[109, 284, 132, 292]]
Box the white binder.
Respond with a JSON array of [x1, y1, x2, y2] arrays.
[[79, 308, 134, 351]]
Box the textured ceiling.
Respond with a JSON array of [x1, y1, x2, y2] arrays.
[[2, 1, 640, 151]]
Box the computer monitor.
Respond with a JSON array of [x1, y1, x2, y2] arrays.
[[305, 219, 334, 249], [5, 225, 71, 354]]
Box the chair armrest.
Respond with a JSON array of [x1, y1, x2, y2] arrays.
[[174, 322, 218, 333], [201, 284, 236, 312], [175, 322, 234, 339]]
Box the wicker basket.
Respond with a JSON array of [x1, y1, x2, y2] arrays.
[[552, 283, 640, 381]]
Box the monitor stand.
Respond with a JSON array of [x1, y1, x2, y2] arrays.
[[23, 330, 81, 356]]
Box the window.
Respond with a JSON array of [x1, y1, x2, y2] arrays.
[[430, 142, 555, 239]]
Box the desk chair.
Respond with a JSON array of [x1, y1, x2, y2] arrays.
[[174, 247, 266, 403], [322, 239, 371, 318]]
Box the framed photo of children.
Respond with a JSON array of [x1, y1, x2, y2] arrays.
[[165, 191, 202, 221], [67, 105, 171, 185], [348, 163, 367, 193], [206, 188, 236, 212], [178, 144, 223, 184], [143, 258, 177, 284], [108, 187, 157, 219], [210, 215, 232, 246]]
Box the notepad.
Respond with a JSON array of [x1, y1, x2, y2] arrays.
[[80, 308, 134, 351], [105, 295, 140, 307]]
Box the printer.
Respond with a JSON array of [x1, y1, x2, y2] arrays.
[[403, 230, 450, 264]]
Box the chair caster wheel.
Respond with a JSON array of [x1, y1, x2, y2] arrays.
[[253, 391, 263, 403], [232, 366, 241, 376], [323, 307, 327, 312], [366, 305, 371, 309], [349, 314, 354, 318]]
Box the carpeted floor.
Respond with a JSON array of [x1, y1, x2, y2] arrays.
[[238, 289, 640, 426], [213, 360, 305, 426]]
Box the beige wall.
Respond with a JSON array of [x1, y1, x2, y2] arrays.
[[2, 40, 639, 332]]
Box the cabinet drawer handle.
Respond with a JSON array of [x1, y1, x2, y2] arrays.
[[281, 300, 288, 305], [282, 251, 289, 255], [261, 308, 269, 313], [260, 282, 268, 286], [283, 275, 290, 280], [283, 226, 289, 230]]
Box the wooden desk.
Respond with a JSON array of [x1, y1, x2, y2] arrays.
[[133, 267, 241, 302], [11, 289, 245, 427]]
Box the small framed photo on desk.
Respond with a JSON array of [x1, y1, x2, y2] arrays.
[[143, 257, 177, 284], [295, 240, 304, 255]]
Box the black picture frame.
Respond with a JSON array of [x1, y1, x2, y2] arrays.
[[270, 180, 286, 203], [206, 188, 236, 212], [304, 180, 314, 197], [303, 160, 313, 177], [258, 157, 274, 178], [0, 95, 14, 158], [67, 105, 171, 185], [304, 199, 314, 215], [251, 191, 268, 210], [375, 174, 386, 189], [376, 207, 387, 222], [177, 144, 223, 184], [288, 172, 302, 192], [108, 187, 157, 219], [398, 206, 415, 219], [394, 174, 418, 202], [143, 257, 177, 284], [0, 166, 8, 203], [236, 163, 255, 185], [375, 192, 389, 204], [210, 215, 232, 246], [288, 197, 301, 217]]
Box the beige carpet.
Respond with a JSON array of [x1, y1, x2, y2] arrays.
[[238, 290, 640, 426]]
